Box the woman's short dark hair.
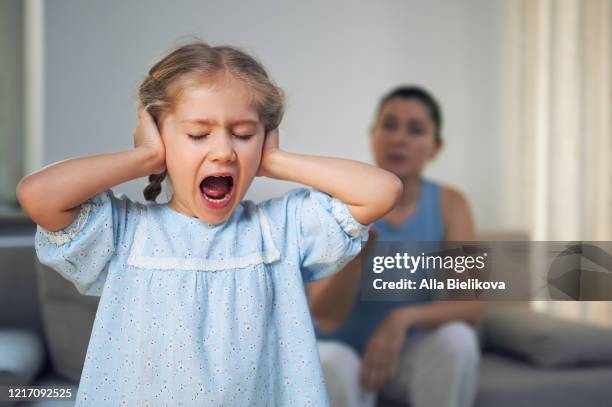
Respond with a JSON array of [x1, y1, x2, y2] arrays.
[[376, 86, 443, 144]]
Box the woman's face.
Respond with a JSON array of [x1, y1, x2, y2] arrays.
[[160, 78, 265, 224], [370, 97, 442, 180]]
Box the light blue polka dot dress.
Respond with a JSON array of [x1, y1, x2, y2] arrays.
[[35, 188, 369, 406]]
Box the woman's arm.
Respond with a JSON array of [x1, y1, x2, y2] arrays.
[[307, 227, 380, 332], [374, 184, 482, 332], [359, 185, 482, 390], [308, 185, 482, 330], [17, 108, 165, 231], [389, 185, 482, 327], [442, 185, 477, 240], [259, 130, 402, 225], [307, 250, 363, 332], [359, 300, 482, 391]]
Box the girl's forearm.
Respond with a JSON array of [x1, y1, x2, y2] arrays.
[[17, 147, 161, 231], [264, 150, 402, 225]]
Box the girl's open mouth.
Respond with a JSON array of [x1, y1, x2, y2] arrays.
[[200, 175, 234, 210]]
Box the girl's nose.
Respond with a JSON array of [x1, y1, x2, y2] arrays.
[[208, 133, 236, 163]]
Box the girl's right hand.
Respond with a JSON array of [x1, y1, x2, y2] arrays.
[[134, 105, 166, 174]]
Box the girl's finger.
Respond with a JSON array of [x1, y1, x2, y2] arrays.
[[266, 128, 279, 149], [266, 127, 279, 138], [142, 108, 155, 124]]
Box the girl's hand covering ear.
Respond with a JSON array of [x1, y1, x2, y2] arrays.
[[257, 127, 280, 178], [134, 105, 166, 174]]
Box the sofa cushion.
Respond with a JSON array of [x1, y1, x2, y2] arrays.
[[36, 262, 99, 383], [484, 307, 612, 368], [477, 353, 612, 407], [0, 329, 44, 386], [0, 243, 44, 336]]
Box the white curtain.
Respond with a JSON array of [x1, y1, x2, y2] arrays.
[[502, 0, 611, 325]]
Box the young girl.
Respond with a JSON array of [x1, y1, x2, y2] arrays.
[[17, 42, 402, 406]]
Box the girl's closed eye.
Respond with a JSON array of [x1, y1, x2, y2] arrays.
[[188, 133, 209, 141], [233, 132, 254, 140]]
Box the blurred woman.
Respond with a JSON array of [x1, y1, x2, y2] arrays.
[[309, 86, 482, 407]]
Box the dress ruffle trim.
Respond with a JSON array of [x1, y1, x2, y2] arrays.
[[330, 197, 370, 239], [38, 201, 94, 245]]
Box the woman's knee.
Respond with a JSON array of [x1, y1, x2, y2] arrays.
[[431, 321, 480, 366], [318, 340, 362, 375]]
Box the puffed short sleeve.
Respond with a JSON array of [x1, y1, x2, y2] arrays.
[[34, 190, 133, 296], [259, 188, 370, 282]]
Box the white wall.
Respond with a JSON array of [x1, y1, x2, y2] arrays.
[[43, 0, 504, 230]]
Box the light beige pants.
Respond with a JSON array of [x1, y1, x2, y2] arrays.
[[318, 321, 480, 407]]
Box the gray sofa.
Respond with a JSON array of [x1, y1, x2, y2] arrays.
[[378, 305, 612, 407], [2, 228, 612, 407]]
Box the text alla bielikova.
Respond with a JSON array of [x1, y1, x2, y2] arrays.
[[368, 252, 507, 291]]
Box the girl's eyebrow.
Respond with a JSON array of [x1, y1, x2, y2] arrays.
[[182, 119, 259, 127]]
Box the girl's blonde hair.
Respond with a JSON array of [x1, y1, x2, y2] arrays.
[[139, 41, 285, 201]]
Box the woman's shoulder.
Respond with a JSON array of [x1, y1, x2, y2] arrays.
[[439, 183, 470, 210], [417, 179, 470, 212], [437, 182, 476, 240]]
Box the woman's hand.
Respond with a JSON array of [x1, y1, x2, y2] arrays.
[[359, 309, 409, 391], [133, 105, 166, 174], [257, 127, 280, 178]]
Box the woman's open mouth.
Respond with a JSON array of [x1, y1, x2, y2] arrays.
[[199, 175, 234, 210], [387, 153, 408, 164]]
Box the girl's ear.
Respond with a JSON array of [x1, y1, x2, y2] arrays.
[[263, 127, 280, 150]]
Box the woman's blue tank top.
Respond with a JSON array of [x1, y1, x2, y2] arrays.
[[316, 179, 445, 355]]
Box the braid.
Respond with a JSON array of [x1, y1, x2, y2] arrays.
[[143, 171, 167, 202]]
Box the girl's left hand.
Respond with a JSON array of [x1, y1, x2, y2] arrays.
[[257, 128, 280, 177], [359, 309, 408, 391]]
